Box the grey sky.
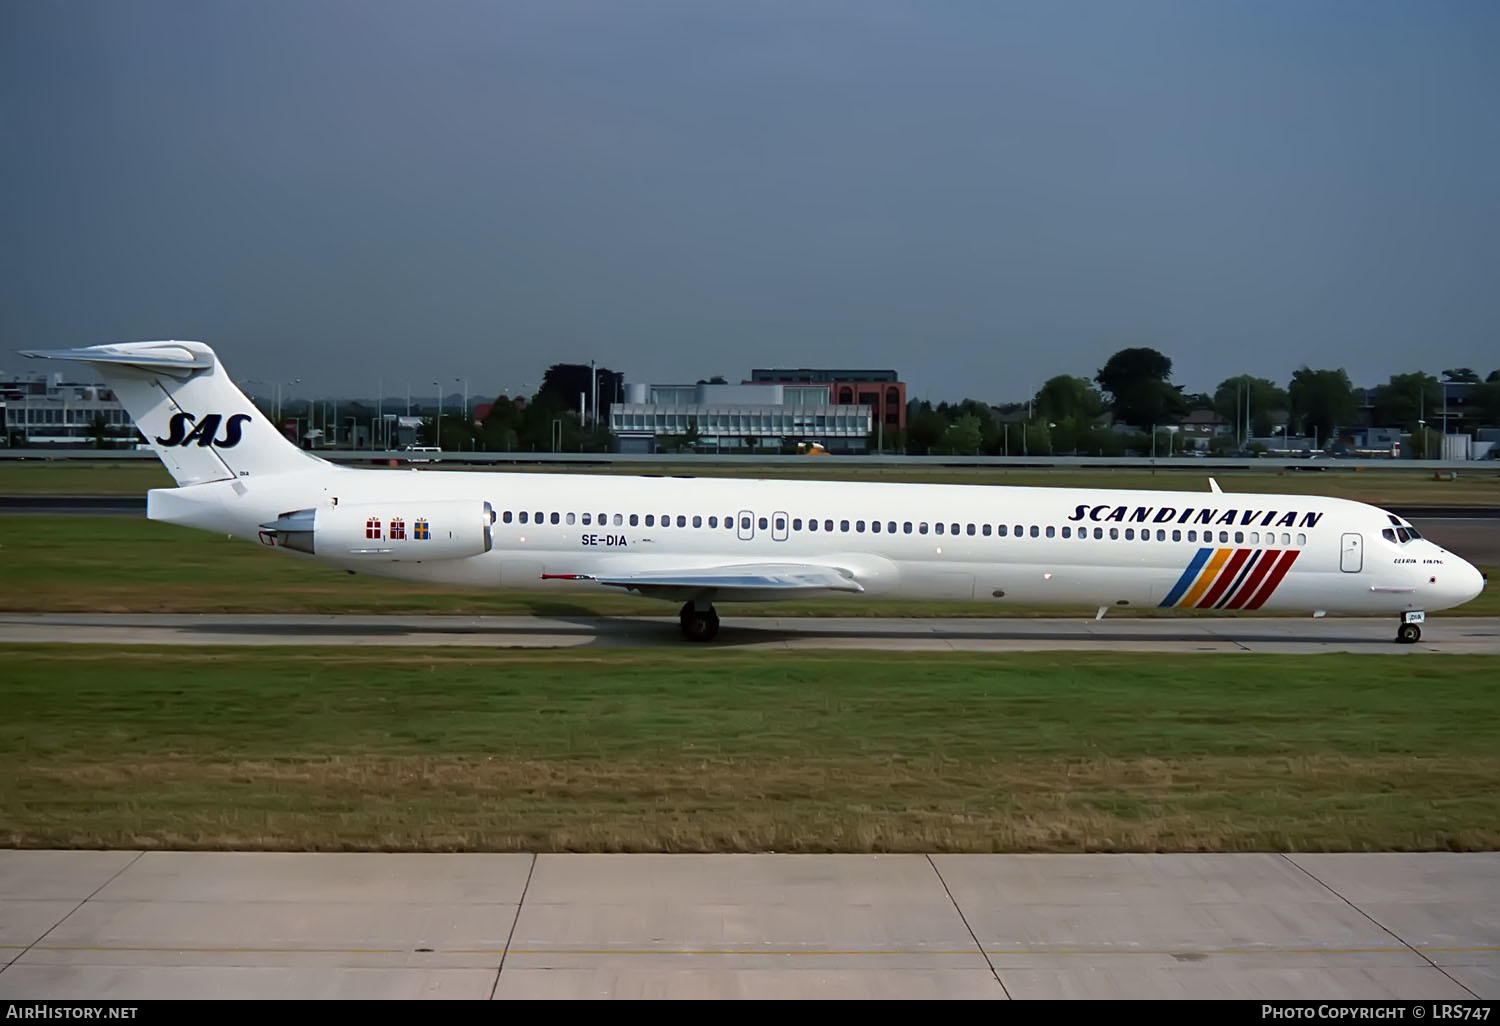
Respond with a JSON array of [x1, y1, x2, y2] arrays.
[[3, 1, 1497, 406]]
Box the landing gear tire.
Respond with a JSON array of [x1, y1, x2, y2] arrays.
[[679, 602, 720, 643], [1396, 622, 1421, 644]]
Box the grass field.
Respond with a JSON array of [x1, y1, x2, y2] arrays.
[[2, 457, 1499, 503], [5, 513, 1497, 616], [2, 647, 1496, 853]]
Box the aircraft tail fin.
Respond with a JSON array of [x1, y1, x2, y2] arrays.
[[20, 340, 324, 487]]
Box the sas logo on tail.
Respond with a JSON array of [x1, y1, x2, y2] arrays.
[[155, 412, 252, 448]]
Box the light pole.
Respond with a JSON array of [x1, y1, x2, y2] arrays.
[[277, 379, 299, 436], [432, 381, 441, 449]]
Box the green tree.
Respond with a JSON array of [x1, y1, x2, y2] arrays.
[[1475, 378, 1500, 426], [1033, 375, 1105, 424], [1287, 367, 1356, 443], [1096, 347, 1188, 429], [940, 414, 983, 454], [87, 414, 113, 449], [1443, 368, 1480, 383], [1372, 372, 1440, 429], [1213, 376, 1288, 440], [907, 410, 947, 454]]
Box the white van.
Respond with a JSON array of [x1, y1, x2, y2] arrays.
[[404, 445, 441, 463]]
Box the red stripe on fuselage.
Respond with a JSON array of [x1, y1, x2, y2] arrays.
[[1224, 549, 1280, 610], [1245, 549, 1301, 609], [1196, 548, 1251, 608]]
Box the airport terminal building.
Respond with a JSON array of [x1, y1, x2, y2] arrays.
[[0, 371, 133, 446], [609, 381, 873, 454]]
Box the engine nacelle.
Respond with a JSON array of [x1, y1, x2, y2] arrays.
[[261, 501, 494, 560]]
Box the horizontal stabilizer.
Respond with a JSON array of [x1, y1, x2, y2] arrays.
[[20, 342, 215, 377]]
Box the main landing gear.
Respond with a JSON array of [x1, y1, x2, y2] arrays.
[[1395, 611, 1424, 645], [679, 601, 720, 642]]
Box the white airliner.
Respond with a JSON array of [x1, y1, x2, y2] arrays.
[[24, 341, 1486, 643]]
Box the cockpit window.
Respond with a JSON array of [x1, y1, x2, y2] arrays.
[[1407, 526, 1422, 539], [1383, 528, 1397, 543]]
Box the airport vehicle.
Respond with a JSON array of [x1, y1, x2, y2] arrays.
[[23, 341, 1486, 642]]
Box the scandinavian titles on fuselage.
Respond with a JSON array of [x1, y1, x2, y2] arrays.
[[1067, 504, 1324, 529]]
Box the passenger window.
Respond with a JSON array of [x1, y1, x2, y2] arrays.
[[871, 521, 881, 533], [919, 523, 929, 534], [758, 517, 768, 530], [855, 520, 865, 532], [809, 519, 819, 532], [966, 524, 976, 536], [935, 523, 945, 535], [1061, 526, 1070, 538], [614, 514, 623, 526], [582, 513, 591, 525], [502, 510, 513, 524], [693, 515, 703, 528], [1172, 529, 1180, 541], [1280, 532, 1290, 545], [1046, 526, 1055, 538], [1030, 525, 1039, 538], [887, 522, 896, 533], [950, 524, 959, 535], [998, 525, 1008, 537], [1187, 530, 1196, 542], [550, 512, 559, 524], [1248, 531, 1258, 544], [775, 516, 785, 531], [903, 522, 913, 534], [1156, 529, 1165, 541], [519, 511, 529, 524], [535, 511, 543, 524], [567, 512, 577, 525], [983, 524, 993, 536], [1109, 528, 1119, 539], [840, 520, 850, 532], [741, 516, 752, 531], [1015, 525, 1023, 537], [824, 520, 833, 532], [1296, 533, 1307, 545], [793, 518, 802, 531], [1218, 531, 1228, 543], [1125, 528, 1135, 540], [1094, 527, 1103, 539]]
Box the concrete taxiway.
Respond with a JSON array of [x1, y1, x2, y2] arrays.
[[0, 850, 1495, 999], [1, 612, 1498, 652]]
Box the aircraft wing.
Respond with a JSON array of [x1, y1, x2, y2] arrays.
[[541, 562, 864, 600]]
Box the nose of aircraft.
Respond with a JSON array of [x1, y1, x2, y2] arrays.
[[1451, 559, 1486, 608]]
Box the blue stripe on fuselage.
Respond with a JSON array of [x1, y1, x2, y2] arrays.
[[1160, 547, 1212, 607]]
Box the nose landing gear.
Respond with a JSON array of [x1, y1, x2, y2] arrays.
[[1395, 610, 1425, 644]]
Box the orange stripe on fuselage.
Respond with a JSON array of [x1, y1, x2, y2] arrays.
[[1178, 548, 1231, 607]]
